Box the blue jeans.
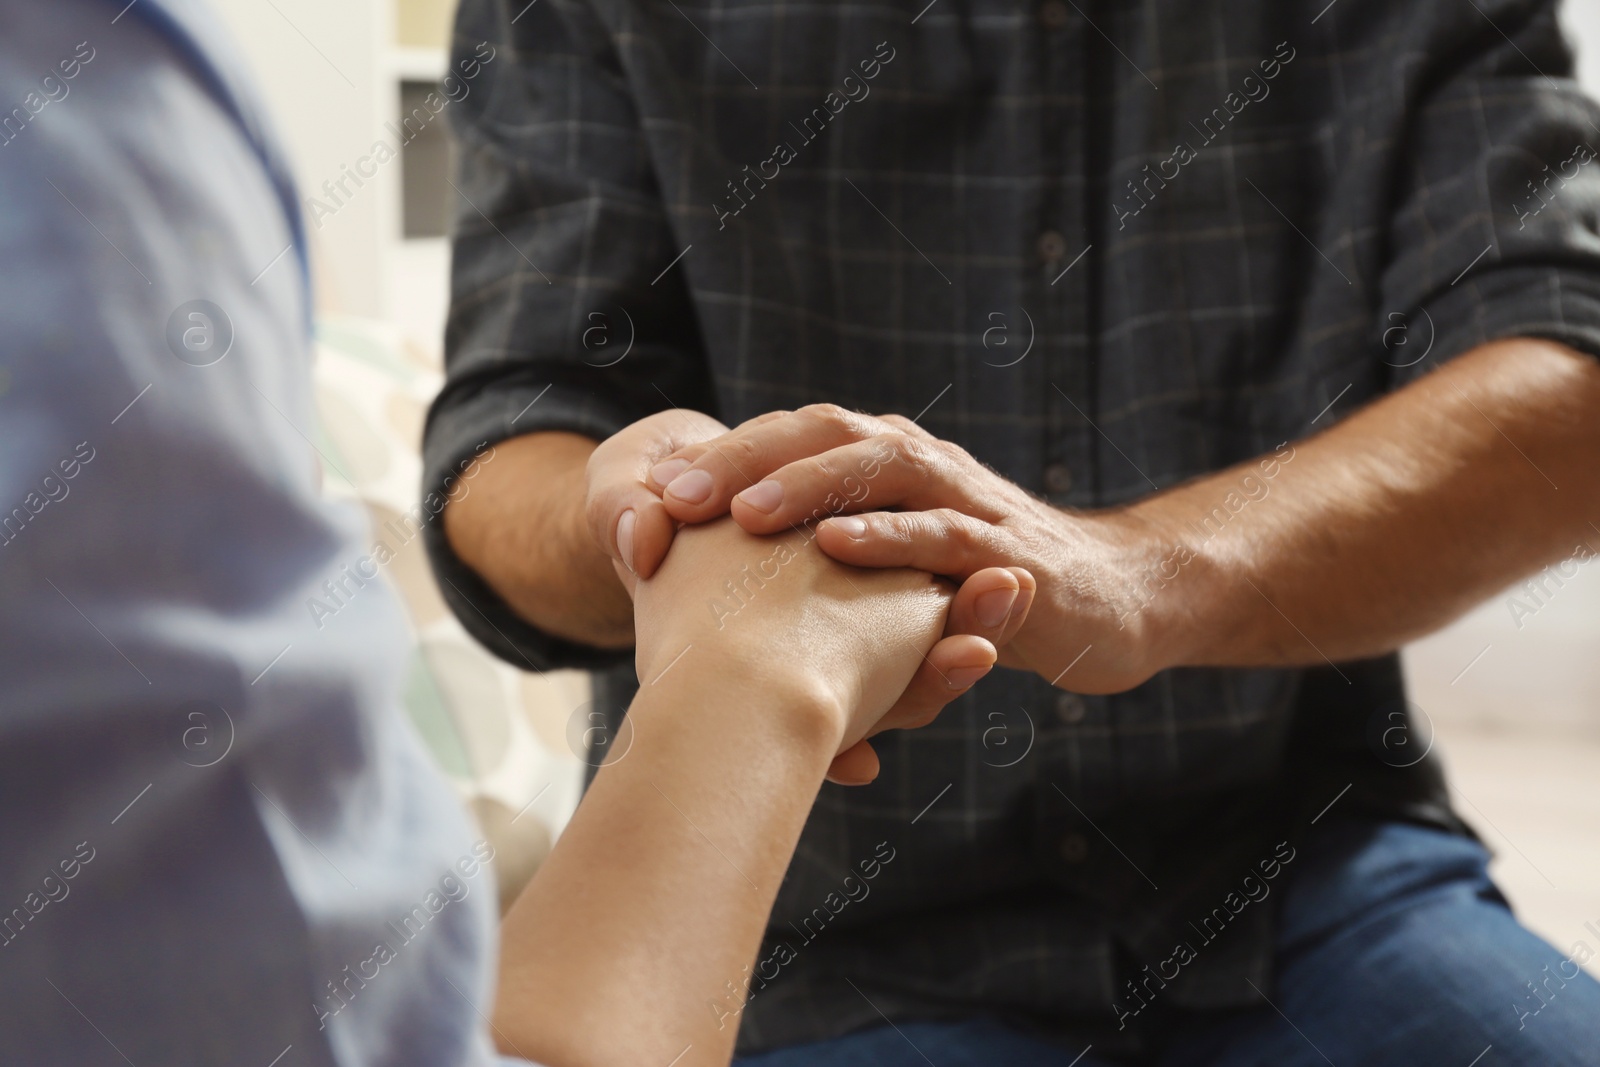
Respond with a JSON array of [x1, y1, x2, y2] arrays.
[[735, 821, 1600, 1066]]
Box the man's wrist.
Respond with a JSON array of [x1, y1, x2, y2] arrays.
[[443, 431, 636, 649], [1089, 502, 1216, 677]]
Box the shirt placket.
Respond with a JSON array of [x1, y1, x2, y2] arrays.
[[1035, 0, 1091, 506], [1032, 0, 1107, 884]]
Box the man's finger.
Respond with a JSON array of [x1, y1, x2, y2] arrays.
[[873, 633, 997, 735], [876, 412, 940, 442], [726, 436, 1005, 536], [944, 566, 1037, 650], [616, 495, 679, 579], [651, 404, 902, 523], [609, 557, 638, 601], [645, 410, 792, 489], [871, 569, 1027, 734], [585, 410, 728, 579], [813, 508, 1008, 580], [825, 740, 880, 785], [587, 472, 680, 579]]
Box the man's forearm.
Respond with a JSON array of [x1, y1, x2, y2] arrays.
[[443, 431, 635, 649], [1134, 338, 1600, 669]]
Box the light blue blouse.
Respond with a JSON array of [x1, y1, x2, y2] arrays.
[[0, 1, 530, 1063]]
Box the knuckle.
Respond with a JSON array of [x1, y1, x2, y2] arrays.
[[877, 511, 914, 542], [898, 435, 943, 474], [858, 432, 896, 466], [738, 409, 789, 431], [713, 435, 765, 480], [584, 497, 619, 547], [810, 454, 852, 492], [582, 471, 614, 513], [583, 504, 606, 545], [799, 402, 849, 428], [931, 508, 974, 546], [858, 432, 897, 465], [800, 402, 870, 439], [661, 443, 706, 469]]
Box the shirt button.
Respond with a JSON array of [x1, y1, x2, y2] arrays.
[[1044, 463, 1072, 493], [1055, 691, 1087, 724], [1038, 0, 1070, 29], [1037, 230, 1067, 262], [1060, 833, 1088, 862]]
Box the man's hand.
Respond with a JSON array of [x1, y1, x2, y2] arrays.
[[443, 411, 730, 650], [585, 408, 733, 580], [643, 405, 1161, 693], [631, 517, 1030, 782], [640, 340, 1600, 684], [589, 414, 1038, 736]]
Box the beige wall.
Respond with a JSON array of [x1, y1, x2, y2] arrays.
[[207, 0, 397, 319], [396, 0, 455, 47]]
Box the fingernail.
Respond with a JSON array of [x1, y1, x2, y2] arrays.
[[829, 516, 868, 539], [1007, 587, 1035, 626], [649, 458, 691, 488], [736, 480, 784, 514], [615, 509, 637, 573], [946, 665, 990, 690], [664, 468, 714, 505], [975, 587, 1018, 629]]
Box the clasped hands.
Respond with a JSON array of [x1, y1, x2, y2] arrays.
[[587, 405, 1170, 782]]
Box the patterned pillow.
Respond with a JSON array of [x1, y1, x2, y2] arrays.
[[310, 314, 585, 910]]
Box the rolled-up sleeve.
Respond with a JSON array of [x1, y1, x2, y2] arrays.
[[423, 0, 713, 670], [1376, 0, 1600, 385]]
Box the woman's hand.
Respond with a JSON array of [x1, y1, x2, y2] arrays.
[[499, 525, 1020, 1067], [630, 517, 1032, 782]]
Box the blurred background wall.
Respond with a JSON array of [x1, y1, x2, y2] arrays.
[[205, 0, 585, 906], [1394, 2, 1600, 975], [208, 0, 1600, 956]]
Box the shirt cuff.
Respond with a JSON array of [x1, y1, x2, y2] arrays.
[[1396, 263, 1600, 387], [421, 378, 640, 673]]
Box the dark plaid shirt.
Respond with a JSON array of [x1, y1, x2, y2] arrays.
[[423, 0, 1600, 1055]]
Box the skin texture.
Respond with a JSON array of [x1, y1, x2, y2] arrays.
[[443, 429, 664, 651], [491, 518, 958, 1067], [443, 413, 1036, 780], [449, 340, 1600, 1065], [626, 338, 1600, 691]]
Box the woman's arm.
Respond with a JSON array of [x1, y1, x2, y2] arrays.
[[490, 650, 840, 1067], [490, 518, 976, 1066]]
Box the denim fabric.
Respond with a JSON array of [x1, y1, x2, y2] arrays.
[[735, 820, 1600, 1066]]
